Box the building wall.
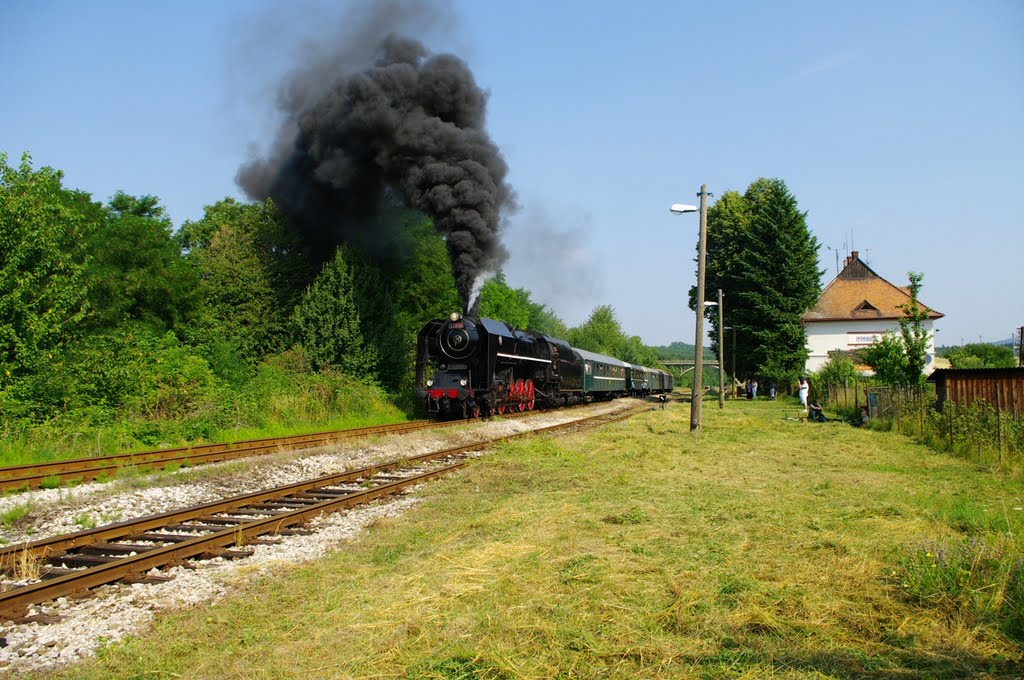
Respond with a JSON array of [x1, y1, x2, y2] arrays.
[[805, 319, 937, 374]]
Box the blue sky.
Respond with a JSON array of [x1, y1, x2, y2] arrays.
[[3, 0, 1022, 348]]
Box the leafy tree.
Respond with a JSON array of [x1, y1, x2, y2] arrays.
[[941, 343, 1016, 369], [897, 271, 929, 384], [620, 335, 661, 367], [566, 305, 663, 367], [567, 305, 626, 357], [691, 178, 821, 385], [83, 192, 200, 332], [526, 304, 568, 339], [0, 153, 93, 379], [180, 199, 310, 364], [349, 214, 461, 392], [814, 353, 858, 386], [861, 272, 933, 385], [478, 271, 567, 338], [479, 273, 532, 329], [293, 248, 377, 377], [860, 332, 909, 385]]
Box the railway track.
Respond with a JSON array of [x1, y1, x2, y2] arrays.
[[0, 417, 487, 492], [0, 405, 642, 622]]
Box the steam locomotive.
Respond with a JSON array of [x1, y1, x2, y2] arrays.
[[415, 313, 673, 419]]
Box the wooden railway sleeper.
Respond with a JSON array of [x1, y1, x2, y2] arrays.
[[80, 542, 156, 556], [162, 523, 233, 533], [50, 554, 121, 569], [124, 533, 198, 543]]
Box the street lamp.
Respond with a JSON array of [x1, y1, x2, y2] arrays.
[[670, 184, 711, 432], [705, 290, 725, 409]]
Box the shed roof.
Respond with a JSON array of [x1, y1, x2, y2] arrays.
[[803, 251, 943, 323]]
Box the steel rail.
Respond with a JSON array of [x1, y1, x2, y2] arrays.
[[0, 400, 565, 492], [0, 466, 460, 622], [0, 405, 642, 621], [0, 419, 464, 492]]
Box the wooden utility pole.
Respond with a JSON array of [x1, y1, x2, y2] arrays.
[[690, 185, 711, 433]]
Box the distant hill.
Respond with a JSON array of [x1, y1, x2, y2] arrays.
[[938, 339, 1018, 352], [653, 341, 715, 361]]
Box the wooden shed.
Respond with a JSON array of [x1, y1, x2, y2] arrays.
[[927, 368, 1024, 419]]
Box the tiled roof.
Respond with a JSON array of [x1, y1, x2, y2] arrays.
[[803, 252, 943, 323]]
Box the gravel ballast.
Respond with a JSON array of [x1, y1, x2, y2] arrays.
[[0, 400, 637, 674]]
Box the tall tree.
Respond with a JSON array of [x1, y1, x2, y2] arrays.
[[293, 248, 377, 377], [179, 199, 311, 364], [0, 153, 93, 378], [567, 306, 627, 357], [83, 192, 200, 332], [897, 272, 929, 384], [479, 272, 532, 329], [691, 178, 821, 383], [348, 214, 462, 392]]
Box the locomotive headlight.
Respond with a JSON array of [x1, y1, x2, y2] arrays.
[[426, 379, 434, 386], [450, 312, 462, 321], [460, 378, 468, 386]]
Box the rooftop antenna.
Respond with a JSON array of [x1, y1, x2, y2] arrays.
[[826, 245, 840, 275]]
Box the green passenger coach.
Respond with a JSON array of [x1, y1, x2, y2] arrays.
[[576, 348, 629, 399]]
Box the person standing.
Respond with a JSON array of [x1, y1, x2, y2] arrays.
[[769, 382, 777, 400], [751, 379, 758, 399], [798, 377, 810, 413]]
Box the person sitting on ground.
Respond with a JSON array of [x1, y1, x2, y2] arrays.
[[809, 401, 827, 423]]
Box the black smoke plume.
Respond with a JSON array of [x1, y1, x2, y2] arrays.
[[238, 27, 514, 312]]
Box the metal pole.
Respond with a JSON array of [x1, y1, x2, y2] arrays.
[[690, 184, 710, 433], [732, 326, 737, 398], [717, 289, 725, 409]]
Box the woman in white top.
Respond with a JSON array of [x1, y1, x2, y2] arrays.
[[798, 377, 809, 412]]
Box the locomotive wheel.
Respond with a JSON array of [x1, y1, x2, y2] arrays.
[[526, 379, 535, 410], [472, 404, 481, 418], [497, 404, 505, 415]]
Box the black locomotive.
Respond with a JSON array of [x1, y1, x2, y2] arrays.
[[415, 313, 673, 419]]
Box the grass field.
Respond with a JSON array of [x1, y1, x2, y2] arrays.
[[58, 396, 1023, 679]]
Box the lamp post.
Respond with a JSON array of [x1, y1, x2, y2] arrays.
[[670, 184, 711, 432]]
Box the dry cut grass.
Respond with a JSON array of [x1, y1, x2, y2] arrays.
[[59, 397, 1023, 678]]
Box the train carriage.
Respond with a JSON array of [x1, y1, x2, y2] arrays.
[[576, 349, 629, 401]]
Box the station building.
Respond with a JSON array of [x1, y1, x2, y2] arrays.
[[802, 251, 944, 375]]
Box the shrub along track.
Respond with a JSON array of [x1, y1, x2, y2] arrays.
[[0, 405, 643, 623]]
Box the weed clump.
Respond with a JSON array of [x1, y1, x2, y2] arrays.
[[892, 535, 1023, 642]]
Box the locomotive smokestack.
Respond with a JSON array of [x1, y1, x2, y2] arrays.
[[237, 7, 514, 311]]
